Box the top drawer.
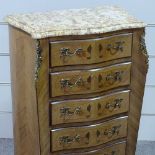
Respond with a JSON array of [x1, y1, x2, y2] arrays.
[[50, 33, 132, 67]]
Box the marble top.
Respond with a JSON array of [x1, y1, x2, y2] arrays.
[[5, 6, 146, 39]]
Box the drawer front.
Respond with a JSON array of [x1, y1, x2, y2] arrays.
[[50, 63, 131, 97], [69, 142, 126, 155], [51, 117, 128, 152], [51, 91, 130, 125], [50, 33, 132, 67]]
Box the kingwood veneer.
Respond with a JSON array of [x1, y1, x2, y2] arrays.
[[6, 6, 148, 155]]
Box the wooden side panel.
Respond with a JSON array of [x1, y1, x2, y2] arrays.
[[35, 39, 50, 155], [9, 26, 40, 155], [126, 28, 148, 155]]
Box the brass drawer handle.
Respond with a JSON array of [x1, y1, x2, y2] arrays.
[[60, 104, 92, 120], [104, 125, 121, 138], [59, 134, 80, 145], [98, 71, 124, 87], [60, 76, 91, 90], [96, 125, 121, 143], [59, 132, 90, 146], [107, 41, 125, 55], [60, 107, 81, 119], [105, 71, 124, 84], [105, 98, 123, 112], [60, 77, 85, 89], [60, 48, 83, 62]]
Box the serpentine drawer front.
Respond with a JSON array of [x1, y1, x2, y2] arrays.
[[50, 62, 131, 97], [51, 90, 130, 125], [50, 33, 132, 67], [7, 6, 148, 155], [51, 117, 128, 152], [69, 142, 126, 155]]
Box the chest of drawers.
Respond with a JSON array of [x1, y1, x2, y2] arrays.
[[6, 6, 148, 155]]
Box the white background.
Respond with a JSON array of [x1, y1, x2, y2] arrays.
[[0, 1, 155, 140]]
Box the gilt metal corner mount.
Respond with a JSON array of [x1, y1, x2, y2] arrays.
[[35, 40, 42, 81], [139, 31, 149, 71]]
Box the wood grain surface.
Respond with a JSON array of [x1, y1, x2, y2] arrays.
[[9, 27, 147, 155], [35, 39, 51, 155], [126, 28, 148, 155], [9, 26, 41, 155]]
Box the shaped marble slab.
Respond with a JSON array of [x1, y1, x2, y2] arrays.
[[5, 6, 146, 39]]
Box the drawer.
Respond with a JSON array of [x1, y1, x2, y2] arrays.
[[69, 142, 126, 155], [51, 90, 130, 125], [50, 62, 131, 97], [51, 117, 128, 152], [50, 33, 132, 67]]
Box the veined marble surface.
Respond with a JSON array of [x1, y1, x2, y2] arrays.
[[5, 6, 146, 39]]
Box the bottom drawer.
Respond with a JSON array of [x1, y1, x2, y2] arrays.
[[69, 142, 126, 155], [51, 117, 128, 152]]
